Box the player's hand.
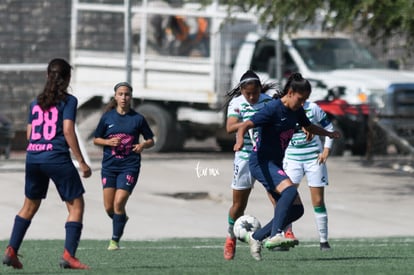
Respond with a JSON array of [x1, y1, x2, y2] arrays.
[[80, 162, 92, 178], [329, 130, 341, 139], [108, 137, 121, 147], [233, 140, 243, 151], [302, 127, 314, 141], [318, 148, 330, 165], [132, 143, 144, 153]]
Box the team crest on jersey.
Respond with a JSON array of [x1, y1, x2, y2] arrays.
[[278, 169, 287, 176]]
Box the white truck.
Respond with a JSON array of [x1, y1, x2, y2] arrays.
[[71, 0, 414, 154]]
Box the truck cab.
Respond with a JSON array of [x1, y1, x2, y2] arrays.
[[232, 31, 414, 155]]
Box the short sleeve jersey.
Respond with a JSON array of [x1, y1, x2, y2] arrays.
[[26, 94, 78, 164], [285, 101, 334, 162], [250, 98, 311, 165], [227, 93, 272, 160], [94, 109, 154, 172]]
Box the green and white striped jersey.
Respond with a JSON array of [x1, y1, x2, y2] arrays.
[[227, 93, 272, 160], [285, 101, 334, 162]]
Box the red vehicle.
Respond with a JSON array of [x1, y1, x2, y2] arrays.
[[315, 87, 370, 156]]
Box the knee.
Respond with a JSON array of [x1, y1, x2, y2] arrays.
[[113, 202, 126, 214], [105, 206, 114, 215]]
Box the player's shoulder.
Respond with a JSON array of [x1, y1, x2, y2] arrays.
[[259, 93, 272, 101], [66, 94, 78, 104], [305, 101, 320, 110], [229, 95, 245, 105]]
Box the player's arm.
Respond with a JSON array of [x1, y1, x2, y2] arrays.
[[132, 138, 154, 153], [93, 136, 121, 147], [226, 116, 242, 134], [63, 119, 92, 178], [234, 120, 255, 151], [304, 124, 340, 139], [26, 124, 31, 140]]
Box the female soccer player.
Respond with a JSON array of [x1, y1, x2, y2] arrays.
[[283, 100, 334, 251], [234, 73, 340, 260], [2, 58, 92, 270], [93, 82, 154, 251], [223, 70, 275, 260]]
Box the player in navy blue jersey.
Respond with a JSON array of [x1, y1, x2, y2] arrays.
[[93, 82, 154, 251], [234, 73, 340, 260], [2, 58, 92, 270]]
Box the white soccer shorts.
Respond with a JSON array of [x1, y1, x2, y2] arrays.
[[283, 159, 329, 187], [231, 158, 256, 190]]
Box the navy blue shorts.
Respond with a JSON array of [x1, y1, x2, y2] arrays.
[[101, 168, 140, 193], [25, 161, 85, 201], [249, 155, 289, 194]]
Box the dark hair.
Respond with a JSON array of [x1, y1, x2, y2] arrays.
[[224, 70, 278, 108], [276, 72, 311, 98], [114, 82, 133, 92], [37, 58, 71, 110]]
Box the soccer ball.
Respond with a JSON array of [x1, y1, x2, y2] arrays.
[[233, 214, 261, 242]]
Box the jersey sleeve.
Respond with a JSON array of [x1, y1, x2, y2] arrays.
[[250, 100, 275, 126], [94, 113, 107, 138], [140, 117, 154, 140], [227, 97, 241, 119], [63, 95, 77, 121], [312, 102, 334, 149]]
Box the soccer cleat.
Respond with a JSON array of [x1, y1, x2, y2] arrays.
[[320, 242, 331, 251], [2, 246, 23, 269], [59, 249, 90, 269], [284, 229, 299, 246], [107, 240, 120, 251], [264, 233, 296, 250], [223, 237, 236, 260], [245, 232, 262, 261]]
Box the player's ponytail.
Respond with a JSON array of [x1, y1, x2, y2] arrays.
[[37, 58, 71, 111]]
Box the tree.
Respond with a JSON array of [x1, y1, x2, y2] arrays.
[[203, 0, 414, 54]]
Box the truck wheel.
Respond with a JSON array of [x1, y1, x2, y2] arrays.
[[367, 122, 388, 155], [216, 138, 234, 152], [330, 122, 346, 156], [136, 104, 178, 152]]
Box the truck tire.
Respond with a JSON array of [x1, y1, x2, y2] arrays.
[[136, 104, 179, 152]]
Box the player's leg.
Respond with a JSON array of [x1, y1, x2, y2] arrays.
[[3, 198, 41, 269], [310, 186, 330, 250], [101, 169, 117, 219], [224, 158, 253, 260], [265, 164, 303, 249], [3, 164, 47, 269], [253, 192, 303, 243], [224, 188, 251, 260], [60, 196, 89, 270], [53, 162, 89, 269], [228, 189, 252, 234], [111, 189, 130, 243], [306, 161, 330, 251], [103, 187, 116, 219], [63, 196, 86, 261], [282, 159, 304, 245], [108, 171, 137, 250], [249, 160, 303, 250]]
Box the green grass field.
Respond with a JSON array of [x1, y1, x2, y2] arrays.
[[1, 237, 413, 274]]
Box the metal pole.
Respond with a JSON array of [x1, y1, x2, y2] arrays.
[[124, 0, 132, 84], [276, 21, 284, 85]]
